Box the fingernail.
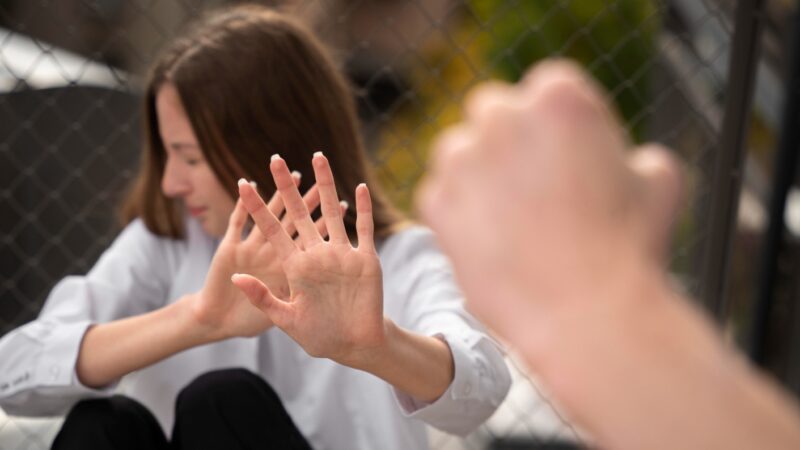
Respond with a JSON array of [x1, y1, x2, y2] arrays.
[[271, 153, 281, 161], [231, 273, 240, 281], [250, 180, 257, 188], [291, 170, 302, 179], [237, 178, 248, 186], [340, 200, 349, 210], [358, 182, 367, 188], [313, 151, 324, 158]]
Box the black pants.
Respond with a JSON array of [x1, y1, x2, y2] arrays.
[[51, 368, 312, 450]]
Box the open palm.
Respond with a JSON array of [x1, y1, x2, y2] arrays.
[[194, 176, 325, 340], [233, 153, 385, 368]]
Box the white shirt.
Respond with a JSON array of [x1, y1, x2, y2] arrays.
[[0, 217, 511, 450]]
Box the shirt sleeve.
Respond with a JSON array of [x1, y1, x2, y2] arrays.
[[0, 219, 176, 416], [381, 227, 512, 436]]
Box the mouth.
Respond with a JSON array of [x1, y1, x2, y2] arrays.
[[188, 206, 207, 217]]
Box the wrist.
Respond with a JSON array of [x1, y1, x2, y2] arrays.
[[347, 318, 455, 402], [522, 266, 729, 433], [340, 317, 395, 372], [177, 293, 227, 344], [521, 260, 673, 380]]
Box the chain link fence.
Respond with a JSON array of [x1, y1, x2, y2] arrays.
[[1, 0, 791, 448]]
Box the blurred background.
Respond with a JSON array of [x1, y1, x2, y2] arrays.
[[1, 0, 799, 448]]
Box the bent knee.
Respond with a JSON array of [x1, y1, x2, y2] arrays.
[[177, 368, 267, 409], [67, 395, 150, 424]]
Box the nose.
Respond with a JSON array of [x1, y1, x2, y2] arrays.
[[161, 156, 191, 198]]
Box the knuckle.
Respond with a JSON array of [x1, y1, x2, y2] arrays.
[[465, 81, 512, 119], [260, 218, 282, 237]]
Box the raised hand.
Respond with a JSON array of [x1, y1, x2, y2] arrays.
[[233, 153, 385, 369], [416, 59, 800, 450], [192, 174, 325, 340], [417, 61, 682, 345]]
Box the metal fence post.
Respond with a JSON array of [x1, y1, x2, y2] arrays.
[[701, 0, 766, 318], [750, 11, 800, 365]]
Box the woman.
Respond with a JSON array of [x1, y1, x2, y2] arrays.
[[0, 5, 510, 449]]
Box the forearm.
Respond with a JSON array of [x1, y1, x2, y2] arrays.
[[75, 294, 212, 388], [530, 269, 800, 450], [355, 319, 454, 403], [634, 294, 800, 450]]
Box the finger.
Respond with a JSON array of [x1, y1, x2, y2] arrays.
[[523, 59, 627, 152], [429, 124, 475, 175], [282, 184, 320, 239], [314, 216, 327, 239], [415, 176, 446, 236], [463, 80, 517, 124], [458, 83, 527, 166], [520, 59, 590, 97], [244, 180, 272, 245], [627, 144, 684, 263], [303, 184, 321, 216], [250, 171, 302, 245], [312, 152, 349, 244], [223, 195, 249, 244], [274, 170, 303, 217], [265, 173, 293, 217], [355, 183, 375, 254], [238, 178, 296, 259], [231, 273, 293, 329], [270, 154, 322, 248], [419, 123, 477, 222], [314, 199, 348, 240]]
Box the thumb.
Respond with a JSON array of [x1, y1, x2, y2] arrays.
[[231, 273, 292, 327], [627, 144, 684, 263]]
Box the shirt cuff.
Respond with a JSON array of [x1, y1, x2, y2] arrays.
[[39, 321, 117, 393], [392, 332, 481, 434]]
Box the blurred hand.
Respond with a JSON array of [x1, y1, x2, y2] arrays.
[[233, 153, 386, 369], [417, 59, 800, 450], [417, 60, 682, 359]]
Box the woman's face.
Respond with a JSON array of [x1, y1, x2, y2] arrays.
[[156, 82, 235, 238]]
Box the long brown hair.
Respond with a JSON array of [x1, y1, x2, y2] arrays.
[[120, 4, 404, 240]]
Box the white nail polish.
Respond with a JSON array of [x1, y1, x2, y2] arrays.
[[313, 151, 323, 158], [250, 180, 257, 188], [291, 170, 302, 179], [340, 200, 349, 210], [237, 178, 247, 186], [271, 153, 281, 161]]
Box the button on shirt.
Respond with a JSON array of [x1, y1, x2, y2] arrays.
[[0, 218, 511, 450]]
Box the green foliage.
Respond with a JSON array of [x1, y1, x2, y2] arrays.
[[374, 1, 662, 212], [469, 0, 659, 139]]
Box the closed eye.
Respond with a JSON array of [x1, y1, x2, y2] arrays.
[[167, 142, 204, 166]]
